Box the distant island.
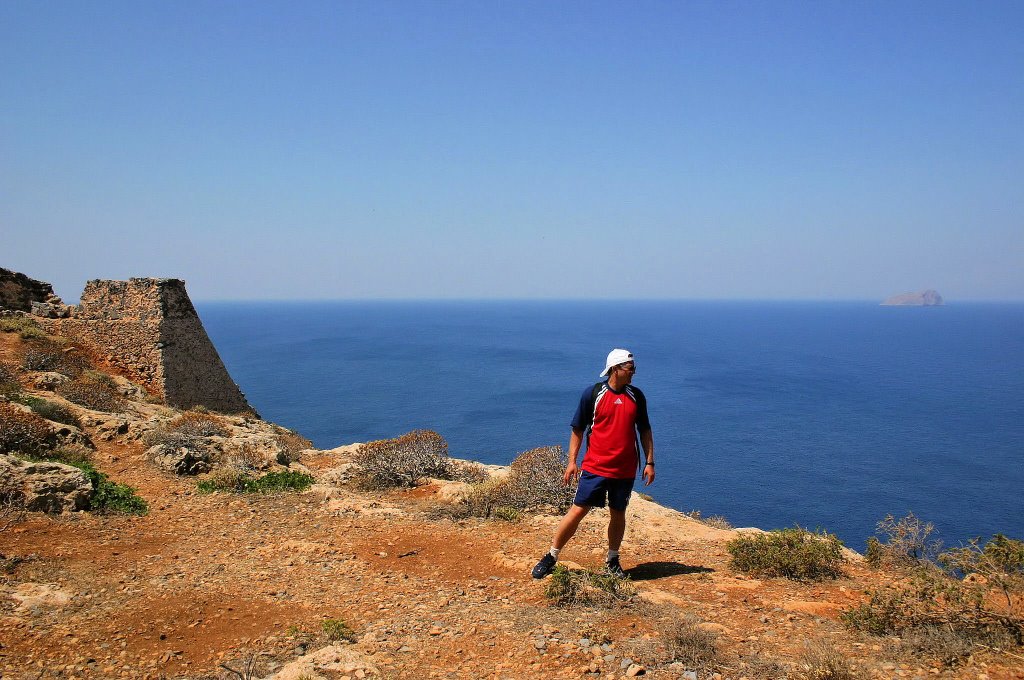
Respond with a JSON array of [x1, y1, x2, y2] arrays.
[[881, 289, 944, 306]]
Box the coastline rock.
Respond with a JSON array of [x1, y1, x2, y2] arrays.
[[0, 267, 65, 312], [146, 444, 213, 475], [881, 289, 944, 306], [0, 454, 92, 512]]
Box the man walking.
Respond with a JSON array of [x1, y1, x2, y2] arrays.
[[532, 348, 655, 579]]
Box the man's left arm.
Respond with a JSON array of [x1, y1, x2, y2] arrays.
[[640, 428, 655, 485], [633, 387, 655, 485]]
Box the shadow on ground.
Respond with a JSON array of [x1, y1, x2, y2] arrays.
[[627, 561, 714, 581]]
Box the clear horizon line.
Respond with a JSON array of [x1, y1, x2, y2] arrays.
[[184, 296, 1024, 304]]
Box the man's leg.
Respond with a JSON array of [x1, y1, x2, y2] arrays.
[[605, 506, 628, 577], [532, 504, 591, 578], [553, 504, 591, 549], [607, 507, 626, 552]]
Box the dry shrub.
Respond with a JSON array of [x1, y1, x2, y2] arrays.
[[274, 428, 312, 463], [845, 529, 1024, 661], [451, 461, 489, 484], [226, 442, 267, 472], [169, 410, 231, 438], [0, 361, 20, 396], [686, 509, 734, 530], [145, 410, 230, 452], [351, 430, 453, 490], [0, 401, 55, 454], [200, 465, 250, 493], [21, 338, 91, 377], [865, 512, 941, 567], [44, 445, 93, 466], [791, 641, 854, 680], [56, 371, 125, 412], [465, 445, 573, 518], [897, 622, 1015, 667], [842, 562, 1023, 658]]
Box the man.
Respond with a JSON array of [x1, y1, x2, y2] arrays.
[[532, 348, 655, 579]]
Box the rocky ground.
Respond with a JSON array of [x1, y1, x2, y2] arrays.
[[1, 327, 1022, 680]]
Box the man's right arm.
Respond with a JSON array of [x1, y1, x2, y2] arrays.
[[564, 427, 584, 485]]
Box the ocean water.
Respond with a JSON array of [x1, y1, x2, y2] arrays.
[[198, 300, 1024, 552]]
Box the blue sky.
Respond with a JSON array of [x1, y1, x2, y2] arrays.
[[2, 1, 1022, 301]]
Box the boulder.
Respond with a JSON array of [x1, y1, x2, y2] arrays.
[[32, 372, 71, 391], [146, 444, 213, 475], [51, 423, 94, 450], [0, 454, 92, 513]]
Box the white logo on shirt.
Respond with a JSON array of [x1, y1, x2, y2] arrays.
[[614, 398, 623, 404]]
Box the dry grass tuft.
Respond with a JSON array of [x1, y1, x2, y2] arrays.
[[544, 564, 635, 608], [791, 641, 854, 680], [659, 614, 720, 670]]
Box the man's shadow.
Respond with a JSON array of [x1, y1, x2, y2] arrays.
[[626, 561, 714, 581]]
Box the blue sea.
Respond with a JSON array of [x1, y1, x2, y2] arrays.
[[197, 300, 1023, 552]]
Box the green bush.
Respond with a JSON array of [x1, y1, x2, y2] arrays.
[[727, 527, 845, 581], [544, 564, 635, 607], [56, 371, 125, 412], [321, 618, 356, 642], [351, 430, 453, 490], [198, 470, 314, 494], [69, 461, 148, 515], [0, 401, 55, 454]]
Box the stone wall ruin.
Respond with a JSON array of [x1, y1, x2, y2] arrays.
[[1, 270, 254, 414]]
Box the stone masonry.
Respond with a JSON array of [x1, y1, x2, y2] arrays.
[[39, 277, 254, 414]]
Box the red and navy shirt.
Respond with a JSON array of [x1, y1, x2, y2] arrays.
[[571, 381, 651, 480]]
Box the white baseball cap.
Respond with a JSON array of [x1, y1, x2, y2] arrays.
[[600, 348, 634, 377]]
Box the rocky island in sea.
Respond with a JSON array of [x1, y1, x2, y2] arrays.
[[881, 289, 944, 306]]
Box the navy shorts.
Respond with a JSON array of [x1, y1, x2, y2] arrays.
[[574, 471, 635, 511]]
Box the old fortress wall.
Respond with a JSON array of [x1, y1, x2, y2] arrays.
[[1, 268, 252, 414]]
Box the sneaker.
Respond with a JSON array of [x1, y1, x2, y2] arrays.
[[605, 556, 626, 578], [532, 552, 557, 579]]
